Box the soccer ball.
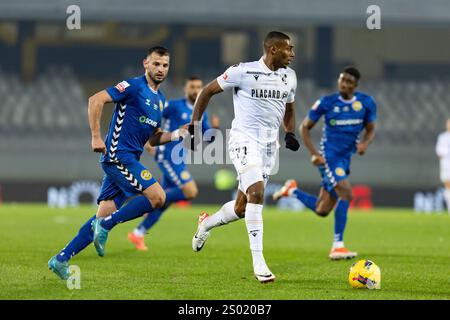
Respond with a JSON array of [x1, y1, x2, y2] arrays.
[[348, 259, 381, 289]]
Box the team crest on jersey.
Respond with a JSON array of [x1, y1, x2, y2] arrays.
[[181, 171, 191, 181], [335, 167, 346, 177], [281, 74, 288, 85], [352, 101, 363, 112], [159, 100, 164, 112], [140, 170, 152, 180], [115, 81, 130, 93]]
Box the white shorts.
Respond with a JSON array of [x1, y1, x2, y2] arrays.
[[228, 132, 278, 193], [440, 161, 450, 182]]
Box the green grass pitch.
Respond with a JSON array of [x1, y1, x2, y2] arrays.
[[0, 203, 449, 300]]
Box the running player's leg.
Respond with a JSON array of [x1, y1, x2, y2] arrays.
[[244, 179, 276, 282], [199, 189, 245, 232], [55, 201, 117, 261], [133, 176, 174, 237], [136, 165, 194, 234], [315, 187, 338, 217], [328, 158, 357, 260], [192, 189, 244, 252], [48, 176, 127, 278], [192, 131, 264, 247], [129, 175, 196, 250], [274, 165, 338, 216], [240, 139, 275, 282], [99, 180, 165, 230], [92, 161, 164, 255], [333, 178, 352, 247]]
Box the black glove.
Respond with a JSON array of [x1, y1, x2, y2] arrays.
[[187, 123, 198, 151], [285, 132, 300, 151]]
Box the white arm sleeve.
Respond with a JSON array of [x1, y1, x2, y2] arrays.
[[216, 64, 243, 91], [436, 134, 449, 157], [286, 72, 297, 103]]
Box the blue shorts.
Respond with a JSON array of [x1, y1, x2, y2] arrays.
[[319, 154, 351, 193], [157, 158, 193, 188], [97, 159, 157, 209]]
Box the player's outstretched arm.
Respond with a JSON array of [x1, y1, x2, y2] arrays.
[[148, 127, 189, 147], [283, 102, 300, 151], [357, 122, 376, 155], [190, 79, 223, 124], [144, 141, 156, 156], [188, 79, 223, 150], [300, 117, 325, 166], [88, 90, 113, 154]]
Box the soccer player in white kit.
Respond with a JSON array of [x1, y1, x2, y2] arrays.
[[436, 119, 450, 213], [188, 31, 300, 283]]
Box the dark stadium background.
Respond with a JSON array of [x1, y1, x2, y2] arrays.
[[1, 0, 449, 209]]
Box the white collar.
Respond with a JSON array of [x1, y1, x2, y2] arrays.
[[147, 85, 158, 94], [339, 95, 356, 103], [144, 74, 158, 94], [258, 57, 276, 73]]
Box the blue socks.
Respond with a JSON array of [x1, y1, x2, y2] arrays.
[[139, 208, 165, 231], [56, 214, 96, 262], [138, 187, 187, 233], [101, 196, 153, 230], [292, 189, 318, 212], [292, 186, 350, 244], [334, 200, 349, 242], [165, 187, 187, 204]]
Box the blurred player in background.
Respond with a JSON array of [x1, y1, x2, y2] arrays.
[[436, 119, 450, 212], [48, 46, 188, 280], [189, 31, 300, 283], [273, 66, 377, 260], [128, 77, 220, 251]]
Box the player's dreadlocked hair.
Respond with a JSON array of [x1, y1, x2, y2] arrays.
[[263, 31, 290, 51], [343, 66, 361, 81], [148, 46, 170, 57]]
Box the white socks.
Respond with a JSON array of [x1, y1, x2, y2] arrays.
[[245, 203, 265, 267], [445, 189, 450, 213], [201, 201, 240, 232], [133, 227, 145, 237], [200, 201, 267, 268], [332, 241, 344, 249]]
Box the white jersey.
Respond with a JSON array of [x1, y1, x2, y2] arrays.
[[436, 131, 450, 181], [216, 57, 297, 145]]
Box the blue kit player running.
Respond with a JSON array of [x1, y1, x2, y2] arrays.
[[128, 77, 219, 251], [48, 46, 188, 280], [273, 66, 377, 260]]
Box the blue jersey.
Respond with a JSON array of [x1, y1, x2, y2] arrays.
[[156, 98, 212, 164], [101, 75, 165, 163], [308, 92, 377, 157]]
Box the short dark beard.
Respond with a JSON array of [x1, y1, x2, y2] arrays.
[[146, 71, 165, 86], [188, 95, 196, 104], [150, 75, 163, 85]]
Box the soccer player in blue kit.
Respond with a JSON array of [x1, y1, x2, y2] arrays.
[[48, 46, 188, 280], [273, 66, 377, 260], [128, 77, 220, 251]]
